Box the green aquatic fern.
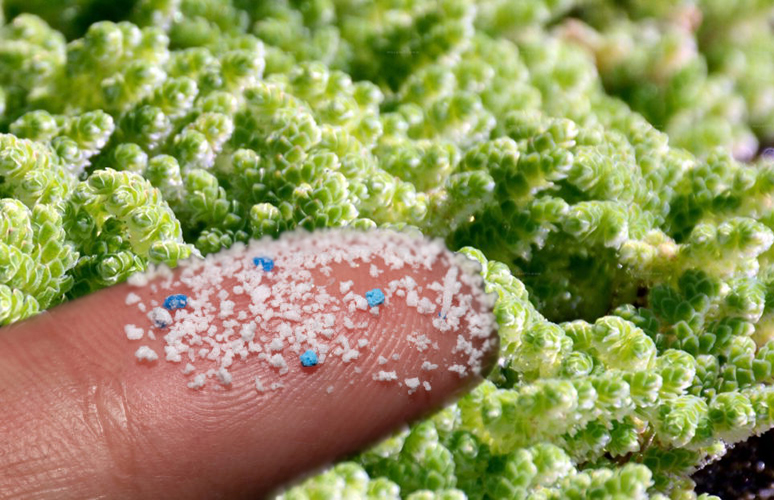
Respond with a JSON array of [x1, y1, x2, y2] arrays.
[[1, 0, 773, 498]]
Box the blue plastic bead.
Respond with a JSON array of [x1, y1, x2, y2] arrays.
[[300, 350, 318, 367], [365, 288, 385, 307], [253, 256, 274, 271], [163, 294, 188, 310]]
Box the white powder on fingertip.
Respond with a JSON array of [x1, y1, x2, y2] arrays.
[[342, 349, 360, 362], [164, 345, 183, 363], [417, 297, 435, 314], [405, 377, 420, 393], [125, 292, 141, 305], [135, 346, 158, 362], [148, 307, 172, 328], [188, 374, 206, 389], [216, 368, 232, 385], [339, 280, 353, 294], [269, 353, 288, 374], [124, 324, 144, 340], [121, 228, 498, 394], [449, 364, 467, 376], [127, 272, 149, 287], [373, 370, 397, 381], [408, 333, 432, 352], [421, 361, 438, 371]]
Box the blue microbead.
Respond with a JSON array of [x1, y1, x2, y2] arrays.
[[365, 288, 385, 308], [253, 256, 274, 271], [300, 350, 318, 367], [163, 294, 188, 310]]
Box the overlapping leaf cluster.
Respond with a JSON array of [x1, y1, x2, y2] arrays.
[[546, 0, 774, 160], [1, 0, 773, 498]]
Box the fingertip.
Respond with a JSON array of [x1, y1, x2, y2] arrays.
[[0, 228, 499, 499], [118, 228, 499, 494]]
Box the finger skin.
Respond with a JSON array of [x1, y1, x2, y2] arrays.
[[0, 229, 498, 499]]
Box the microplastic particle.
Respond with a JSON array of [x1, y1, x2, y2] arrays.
[[373, 370, 397, 381], [365, 288, 385, 307], [270, 353, 288, 374], [125, 292, 141, 305], [253, 256, 274, 271], [300, 350, 318, 367], [188, 374, 206, 390], [342, 349, 359, 362], [135, 346, 158, 362], [417, 297, 435, 314], [340, 280, 353, 294], [164, 345, 183, 362], [163, 294, 188, 310], [449, 364, 467, 376], [405, 378, 420, 392], [124, 324, 144, 340], [148, 307, 173, 328], [217, 368, 233, 385]]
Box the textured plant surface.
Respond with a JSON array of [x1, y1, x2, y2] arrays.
[[3, 0, 774, 498]]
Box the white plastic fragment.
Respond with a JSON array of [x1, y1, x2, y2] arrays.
[[373, 370, 398, 381], [188, 374, 206, 390], [421, 361, 438, 371], [124, 324, 144, 340], [405, 377, 420, 392], [216, 368, 232, 385], [448, 364, 468, 376], [148, 307, 173, 328], [135, 346, 158, 362], [125, 292, 141, 305], [339, 280, 353, 294]]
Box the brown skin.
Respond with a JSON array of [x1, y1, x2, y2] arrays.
[[0, 245, 498, 499]]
